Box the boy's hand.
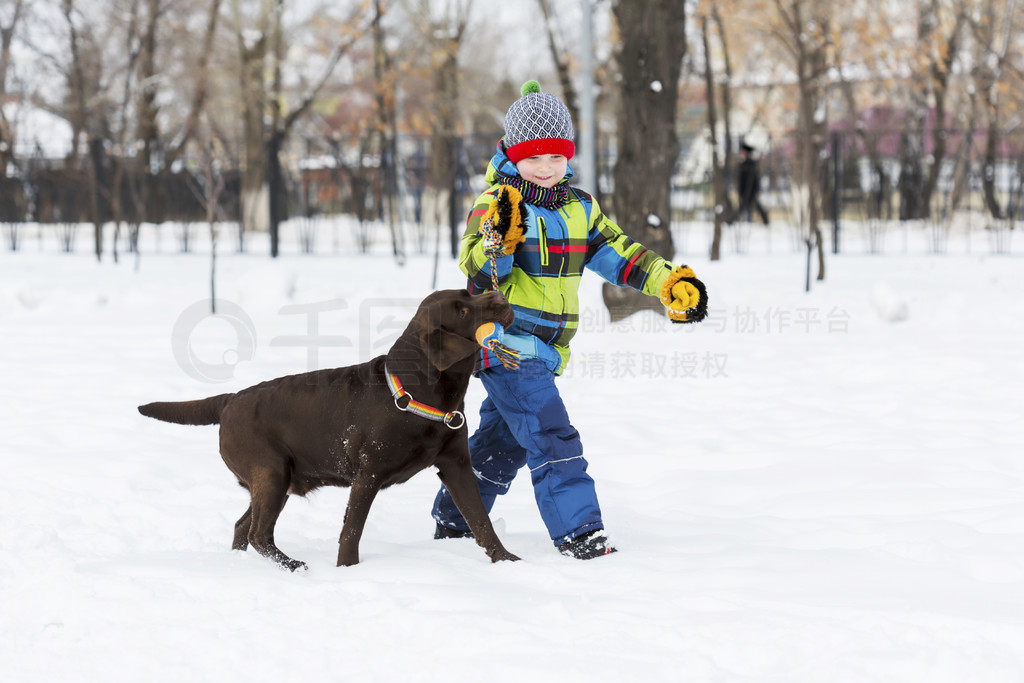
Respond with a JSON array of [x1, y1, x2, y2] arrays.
[[660, 265, 708, 323], [480, 185, 527, 255]]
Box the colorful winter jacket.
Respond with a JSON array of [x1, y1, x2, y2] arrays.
[[461, 145, 677, 374]]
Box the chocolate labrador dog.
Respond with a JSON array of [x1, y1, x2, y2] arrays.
[[138, 289, 519, 571]]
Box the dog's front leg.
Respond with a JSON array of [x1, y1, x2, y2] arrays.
[[337, 473, 381, 567], [436, 455, 520, 563]]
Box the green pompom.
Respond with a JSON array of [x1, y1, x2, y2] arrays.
[[521, 80, 541, 96]]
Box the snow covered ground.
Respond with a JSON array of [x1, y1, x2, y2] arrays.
[[2, 221, 1023, 682]]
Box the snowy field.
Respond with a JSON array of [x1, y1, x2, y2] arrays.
[[2, 221, 1023, 682]]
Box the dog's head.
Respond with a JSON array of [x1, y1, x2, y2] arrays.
[[414, 289, 514, 371]]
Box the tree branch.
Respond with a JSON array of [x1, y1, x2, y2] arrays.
[[282, 11, 375, 135]]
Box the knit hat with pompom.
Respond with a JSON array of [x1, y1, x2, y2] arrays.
[[503, 80, 575, 163]]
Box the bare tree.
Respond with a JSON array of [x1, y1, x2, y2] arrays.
[[897, 0, 966, 220], [109, 0, 144, 265], [231, 0, 276, 244], [371, 0, 404, 263], [967, 0, 1023, 221], [153, 0, 222, 168], [62, 0, 109, 261], [698, 1, 737, 261], [0, 0, 22, 86], [0, 0, 26, 173], [230, 0, 369, 253], [921, 1, 967, 214], [400, 0, 472, 257], [534, 0, 580, 126], [133, 0, 160, 170], [602, 0, 688, 320], [834, 49, 893, 221], [770, 0, 830, 285], [185, 126, 227, 312]]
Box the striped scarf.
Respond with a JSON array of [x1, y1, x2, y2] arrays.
[[501, 174, 571, 209]]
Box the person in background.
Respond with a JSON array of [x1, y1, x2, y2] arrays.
[[430, 80, 709, 560], [736, 142, 769, 225]]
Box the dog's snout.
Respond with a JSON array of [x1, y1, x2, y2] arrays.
[[474, 290, 514, 327], [481, 289, 508, 306], [473, 290, 516, 329]]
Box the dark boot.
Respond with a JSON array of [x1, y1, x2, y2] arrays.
[[434, 522, 474, 540], [557, 529, 617, 560]]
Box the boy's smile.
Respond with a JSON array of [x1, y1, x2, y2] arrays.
[[515, 154, 568, 188]]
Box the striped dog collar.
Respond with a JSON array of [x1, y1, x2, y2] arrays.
[[384, 364, 466, 430]]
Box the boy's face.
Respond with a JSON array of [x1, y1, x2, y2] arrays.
[[515, 154, 568, 188]]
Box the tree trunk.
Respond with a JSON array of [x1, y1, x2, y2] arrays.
[[137, 0, 159, 168], [923, 5, 965, 210], [603, 0, 687, 320], [797, 75, 825, 281], [373, 0, 404, 263], [900, 0, 933, 221], [701, 7, 735, 262], [233, 0, 274, 241], [165, 0, 222, 166], [431, 55, 458, 257], [535, 0, 580, 125], [64, 0, 104, 260], [775, 0, 828, 282], [982, 117, 1004, 220], [420, 1, 468, 259], [836, 77, 889, 220], [0, 0, 25, 173]]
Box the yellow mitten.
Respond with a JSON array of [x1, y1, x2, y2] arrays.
[[660, 265, 709, 323], [480, 185, 527, 255]]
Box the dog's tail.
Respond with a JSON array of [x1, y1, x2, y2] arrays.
[[138, 394, 232, 426]]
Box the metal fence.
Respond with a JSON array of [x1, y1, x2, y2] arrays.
[[2, 128, 1020, 256]]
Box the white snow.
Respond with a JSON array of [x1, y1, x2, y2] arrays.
[[1, 222, 1023, 682], [869, 282, 909, 323]]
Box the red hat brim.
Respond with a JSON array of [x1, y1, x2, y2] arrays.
[[506, 138, 575, 163]]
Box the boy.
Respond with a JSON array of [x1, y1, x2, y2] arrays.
[[431, 81, 708, 559]]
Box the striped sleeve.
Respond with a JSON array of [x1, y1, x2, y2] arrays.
[[459, 188, 514, 291], [584, 199, 674, 297]]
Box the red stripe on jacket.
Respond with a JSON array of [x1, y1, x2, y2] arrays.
[[622, 249, 648, 284], [546, 244, 589, 254]]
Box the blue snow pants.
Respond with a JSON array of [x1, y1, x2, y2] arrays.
[[431, 358, 603, 545]]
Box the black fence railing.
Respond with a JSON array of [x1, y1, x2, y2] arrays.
[[2, 129, 1021, 256]]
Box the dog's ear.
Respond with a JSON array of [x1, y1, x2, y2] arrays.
[[420, 327, 480, 371]]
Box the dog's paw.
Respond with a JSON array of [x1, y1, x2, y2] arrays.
[[489, 548, 521, 563]]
